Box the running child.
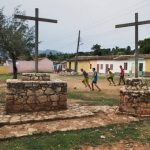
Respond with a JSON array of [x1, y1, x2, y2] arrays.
[[91, 68, 101, 92], [107, 68, 116, 86], [79, 68, 92, 91]]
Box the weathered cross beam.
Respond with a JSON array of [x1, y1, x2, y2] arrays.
[[115, 13, 150, 78], [15, 8, 57, 73]]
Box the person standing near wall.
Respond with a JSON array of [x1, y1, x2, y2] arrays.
[[118, 65, 125, 85]]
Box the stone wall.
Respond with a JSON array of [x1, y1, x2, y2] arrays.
[[22, 73, 50, 81], [6, 73, 67, 113], [119, 78, 150, 116]]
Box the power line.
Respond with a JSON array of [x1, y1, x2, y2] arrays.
[[47, 0, 149, 43], [80, 0, 149, 31], [81, 1, 150, 32]]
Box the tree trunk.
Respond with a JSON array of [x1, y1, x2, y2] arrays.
[[12, 58, 17, 79]]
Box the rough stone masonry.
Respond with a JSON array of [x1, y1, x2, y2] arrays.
[[6, 73, 67, 113], [119, 78, 150, 116]]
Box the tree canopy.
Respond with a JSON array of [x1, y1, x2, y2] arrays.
[[138, 38, 150, 54], [0, 6, 35, 78], [91, 44, 102, 56]]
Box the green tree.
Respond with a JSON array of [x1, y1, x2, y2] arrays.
[[91, 44, 102, 56], [101, 48, 111, 55], [138, 38, 150, 54], [0, 7, 35, 78], [22, 52, 33, 61], [112, 46, 119, 55], [39, 53, 46, 58], [116, 52, 126, 55], [47, 52, 58, 61]]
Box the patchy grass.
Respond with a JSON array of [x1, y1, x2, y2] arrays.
[[0, 74, 22, 81], [0, 86, 6, 89], [0, 120, 150, 150], [148, 79, 150, 87], [68, 91, 119, 106], [0, 92, 5, 99], [0, 100, 5, 103]]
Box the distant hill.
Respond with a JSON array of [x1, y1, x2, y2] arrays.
[[38, 49, 63, 55]]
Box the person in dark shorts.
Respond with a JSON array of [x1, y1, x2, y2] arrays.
[[79, 68, 92, 91], [91, 68, 101, 92], [118, 65, 125, 85], [107, 68, 116, 86]]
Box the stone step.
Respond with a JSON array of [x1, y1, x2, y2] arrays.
[[0, 104, 103, 126]]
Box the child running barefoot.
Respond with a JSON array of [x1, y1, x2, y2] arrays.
[[78, 68, 92, 91], [107, 68, 116, 86], [91, 68, 101, 92]]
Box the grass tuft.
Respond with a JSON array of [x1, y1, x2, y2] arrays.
[[0, 120, 150, 149], [68, 91, 119, 106]]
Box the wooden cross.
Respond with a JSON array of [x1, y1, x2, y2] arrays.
[[15, 8, 57, 73], [115, 13, 150, 78]]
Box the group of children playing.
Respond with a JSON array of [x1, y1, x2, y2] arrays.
[[79, 65, 125, 92]]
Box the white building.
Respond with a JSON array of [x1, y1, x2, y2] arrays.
[[97, 55, 131, 74]]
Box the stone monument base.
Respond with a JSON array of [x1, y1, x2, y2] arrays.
[[118, 78, 150, 116], [6, 73, 67, 113]]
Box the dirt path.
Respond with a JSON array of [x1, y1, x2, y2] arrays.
[[51, 74, 121, 95], [82, 141, 150, 150], [0, 104, 142, 139], [0, 80, 6, 86]]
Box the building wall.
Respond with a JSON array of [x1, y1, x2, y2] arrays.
[[9, 58, 53, 73], [0, 66, 9, 74], [97, 60, 130, 74], [38, 58, 53, 72], [66, 62, 69, 69], [146, 58, 150, 75], [67, 61, 89, 72], [89, 60, 97, 72], [66, 61, 75, 70], [78, 61, 89, 72], [129, 59, 146, 75]]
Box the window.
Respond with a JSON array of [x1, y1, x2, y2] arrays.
[[101, 64, 103, 69], [124, 63, 128, 70], [110, 64, 113, 70], [90, 64, 92, 69], [139, 63, 143, 71]]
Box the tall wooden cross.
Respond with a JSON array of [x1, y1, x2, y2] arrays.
[[115, 13, 150, 78], [15, 8, 57, 73]]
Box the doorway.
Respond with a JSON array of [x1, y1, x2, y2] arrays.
[[69, 62, 71, 70], [105, 64, 109, 74], [97, 64, 99, 73], [131, 63, 135, 73]]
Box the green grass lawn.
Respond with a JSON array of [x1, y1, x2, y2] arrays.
[[0, 74, 22, 81], [68, 91, 119, 106], [0, 120, 150, 150]]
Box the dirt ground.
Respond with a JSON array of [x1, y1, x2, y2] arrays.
[[51, 74, 121, 95], [82, 141, 150, 150], [0, 74, 150, 149]]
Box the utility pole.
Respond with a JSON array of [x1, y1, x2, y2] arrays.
[[75, 30, 80, 72]]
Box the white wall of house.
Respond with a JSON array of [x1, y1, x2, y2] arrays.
[[97, 60, 130, 74], [128, 59, 146, 73]]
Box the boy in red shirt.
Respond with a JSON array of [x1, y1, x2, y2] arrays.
[[118, 65, 125, 85]]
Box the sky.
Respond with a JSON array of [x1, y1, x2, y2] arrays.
[[1, 0, 150, 53]]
